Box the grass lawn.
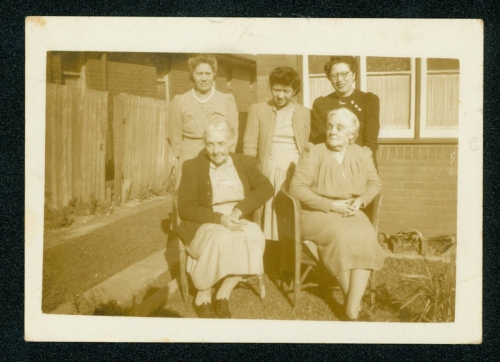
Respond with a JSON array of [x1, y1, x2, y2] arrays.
[[88, 250, 449, 323], [156, 256, 453, 322]]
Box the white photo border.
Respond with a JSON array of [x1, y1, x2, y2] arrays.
[[25, 17, 483, 343]]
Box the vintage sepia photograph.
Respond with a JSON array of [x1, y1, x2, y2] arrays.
[[25, 18, 483, 343]]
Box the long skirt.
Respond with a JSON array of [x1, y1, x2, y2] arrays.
[[186, 220, 265, 291], [300, 209, 385, 276]]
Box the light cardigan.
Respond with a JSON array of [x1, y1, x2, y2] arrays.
[[243, 100, 311, 174], [289, 143, 382, 212]]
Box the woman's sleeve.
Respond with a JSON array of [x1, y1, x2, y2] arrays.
[[178, 161, 224, 224], [243, 104, 258, 157], [226, 93, 239, 153], [289, 144, 332, 212], [362, 92, 380, 155], [358, 147, 382, 207], [234, 156, 273, 216], [167, 97, 183, 158], [310, 97, 326, 144]]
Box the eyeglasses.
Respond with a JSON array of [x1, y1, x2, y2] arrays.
[[330, 71, 352, 80]]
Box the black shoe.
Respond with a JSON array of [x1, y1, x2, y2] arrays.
[[193, 301, 216, 319], [214, 298, 231, 319]]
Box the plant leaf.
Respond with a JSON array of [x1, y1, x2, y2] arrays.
[[399, 273, 430, 280], [399, 292, 426, 310]]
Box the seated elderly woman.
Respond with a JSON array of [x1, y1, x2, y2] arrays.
[[289, 107, 384, 321], [177, 120, 273, 319]]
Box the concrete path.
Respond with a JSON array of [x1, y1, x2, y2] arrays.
[[45, 196, 180, 315]]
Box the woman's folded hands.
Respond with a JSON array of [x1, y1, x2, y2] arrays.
[[330, 197, 363, 217], [221, 208, 244, 230]]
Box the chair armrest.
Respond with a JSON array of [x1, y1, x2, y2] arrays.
[[368, 193, 382, 234], [172, 196, 181, 231], [280, 181, 303, 244]]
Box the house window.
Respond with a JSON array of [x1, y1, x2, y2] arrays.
[[306, 55, 459, 140], [366, 57, 415, 138], [421, 58, 460, 138]]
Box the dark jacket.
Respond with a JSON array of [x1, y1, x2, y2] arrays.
[[310, 89, 380, 156], [177, 151, 273, 245]]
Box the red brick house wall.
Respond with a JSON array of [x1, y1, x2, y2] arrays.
[[376, 144, 458, 236], [230, 67, 256, 113]]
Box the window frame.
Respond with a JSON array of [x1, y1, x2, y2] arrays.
[[418, 58, 459, 139], [361, 55, 458, 140], [304, 55, 459, 143]]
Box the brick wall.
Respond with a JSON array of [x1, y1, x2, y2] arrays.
[[231, 67, 257, 113], [376, 144, 458, 237], [106, 61, 157, 98], [86, 59, 157, 96], [168, 57, 191, 100], [214, 66, 228, 93], [256, 54, 303, 104]]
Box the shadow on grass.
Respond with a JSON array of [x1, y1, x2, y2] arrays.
[[90, 284, 182, 318], [91, 298, 182, 318]]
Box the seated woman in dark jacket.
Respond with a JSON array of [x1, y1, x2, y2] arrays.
[[177, 120, 273, 319]]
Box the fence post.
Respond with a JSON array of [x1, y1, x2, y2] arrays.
[[113, 94, 123, 207]]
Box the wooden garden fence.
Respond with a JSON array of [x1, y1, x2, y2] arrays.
[[45, 84, 108, 209], [113, 93, 175, 205]]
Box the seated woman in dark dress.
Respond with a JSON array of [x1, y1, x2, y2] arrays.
[[177, 121, 273, 319], [290, 107, 384, 321], [310, 56, 380, 167]]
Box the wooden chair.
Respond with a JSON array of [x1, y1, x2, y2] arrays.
[[279, 165, 382, 309], [171, 198, 266, 304]]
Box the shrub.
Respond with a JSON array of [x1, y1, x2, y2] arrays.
[[390, 252, 456, 322]]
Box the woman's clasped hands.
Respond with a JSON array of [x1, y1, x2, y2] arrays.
[[221, 208, 244, 230], [330, 197, 363, 217]]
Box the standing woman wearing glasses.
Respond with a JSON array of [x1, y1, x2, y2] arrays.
[[310, 56, 380, 167], [243, 66, 311, 243]]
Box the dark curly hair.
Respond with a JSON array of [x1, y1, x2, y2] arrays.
[[269, 66, 301, 96], [324, 56, 358, 79]]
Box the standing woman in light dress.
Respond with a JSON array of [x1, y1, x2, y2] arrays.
[[243, 66, 311, 242], [168, 54, 239, 188]]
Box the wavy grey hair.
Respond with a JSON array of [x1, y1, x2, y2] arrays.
[[202, 120, 235, 144], [188, 54, 218, 81], [327, 107, 359, 144]]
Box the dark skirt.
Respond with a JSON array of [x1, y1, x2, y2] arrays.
[[300, 209, 385, 276]]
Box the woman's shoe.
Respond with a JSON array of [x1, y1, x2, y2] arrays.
[[193, 301, 216, 319], [340, 308, 373, 322], [214, 298, 231, 319]]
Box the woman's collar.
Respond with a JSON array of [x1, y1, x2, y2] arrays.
[[271, 100, 295, 112]]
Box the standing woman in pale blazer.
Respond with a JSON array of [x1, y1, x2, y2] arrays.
[[243, 66, 311, 242]]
